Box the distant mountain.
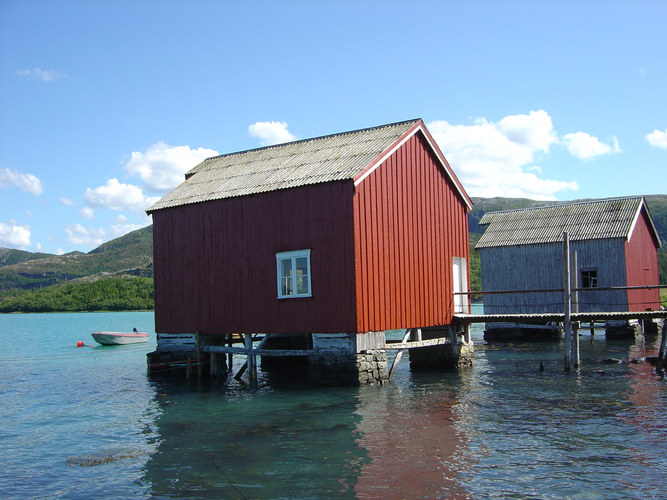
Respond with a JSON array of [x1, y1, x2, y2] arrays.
[[0, 225, 153, 291]]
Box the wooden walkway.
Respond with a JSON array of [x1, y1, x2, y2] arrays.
[[454, 310, 667, 324]]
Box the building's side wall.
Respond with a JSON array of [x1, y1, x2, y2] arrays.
[[625, 209, 661, 311], [151, 180, 357, 334], [479, 239, 628, 314], [353, 132, 470, 332]]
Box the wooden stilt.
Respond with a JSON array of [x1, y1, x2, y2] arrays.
[[388, 329, 412, 380], [227, 333, 233, 370], [234, 362, 248, 381], [210, 352, 217, 379], [196, 331, 202, 379], [245, 333, 256, 382], [563, 232, 572, 371], [573, 321, 580, 368], [657, 321, 667, 373]]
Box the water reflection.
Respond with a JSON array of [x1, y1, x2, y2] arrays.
[[140, 330, 667, 499], [142, 380, 369, 498], [353, 376, 473, 498]]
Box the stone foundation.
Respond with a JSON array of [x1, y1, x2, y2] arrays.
[[308, 350, 388, 386]]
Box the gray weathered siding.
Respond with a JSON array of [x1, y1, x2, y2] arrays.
[[478, 239, 628, 314]]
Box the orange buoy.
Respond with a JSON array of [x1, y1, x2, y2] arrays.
[[76, 341, 85, 347]]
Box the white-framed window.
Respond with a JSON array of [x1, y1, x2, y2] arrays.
[[276, 249, 312, 299]]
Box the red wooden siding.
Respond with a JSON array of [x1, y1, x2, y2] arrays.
[[152, 181, 357, 334], [353, 132, 470, 332], [625, 208, 661, 311]]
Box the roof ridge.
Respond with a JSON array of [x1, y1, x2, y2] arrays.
[[484, 195, 644, 217], [200, 118, 422, 163]]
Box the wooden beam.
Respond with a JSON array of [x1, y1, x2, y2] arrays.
[[385, 337, 451, 350], [201, 345, 315, 356], [454, 310, 667, 324]]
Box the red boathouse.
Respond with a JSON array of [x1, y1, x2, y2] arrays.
[[146, 119, 473, 384]]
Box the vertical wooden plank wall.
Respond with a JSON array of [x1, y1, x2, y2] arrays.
[[625, 209, 661, 311], [152, 180, 358, 335], [353, 132, 470, 332]]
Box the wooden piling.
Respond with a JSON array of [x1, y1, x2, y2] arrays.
[[388, 329, 412, 380], [244, 333, 257, 382], [195, 331, 202, 379], [210, 352, 217, 379], [571, 252, 580, 368], [563, 232, 572, 371], [658, 321, 667, 373]]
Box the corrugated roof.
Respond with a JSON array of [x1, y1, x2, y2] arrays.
[[147, 119, 420, 213], [475, 196, 659, 249]]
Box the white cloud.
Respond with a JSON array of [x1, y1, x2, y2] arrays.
[[64, 222, 144, 248], [0, 167, 43, 195], [60, 197, 74, 205], [428, 110, 577, 200], [16, 68, 67, 82], [562, 132, 621, 160], [0, 222, 31, 249], [85, 178, 160, 213], [124, 142, 218, 193], [79, 207, 95, 220], [497, 110, 558, 152], [248, 121, 297, 146], [646, 129, 667, 149]]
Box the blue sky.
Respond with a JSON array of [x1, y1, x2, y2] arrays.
[[1, 0, 665, 254]]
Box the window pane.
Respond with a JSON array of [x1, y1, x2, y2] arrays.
[[281, 276, 293, 296], [280, 259, 292, 278], [295, 257, 308, 275], [295, 257, 309, 294], [296, 276, 308, 294]]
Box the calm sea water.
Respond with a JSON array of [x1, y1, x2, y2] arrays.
[[1, 310, 666, 499]]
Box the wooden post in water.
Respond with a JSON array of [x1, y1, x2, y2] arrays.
[[245, 333, 257, 382], [210, 352, 217, 379], [388, 329, 412, 380], [571, 251, 580, 368], [563, 232, 572, 371], [196, 331, 202, 379], [658, 321, 667, 374], [227, 333, 233, 370]]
